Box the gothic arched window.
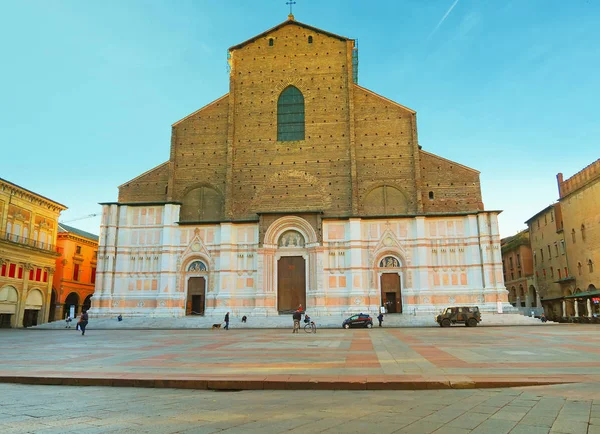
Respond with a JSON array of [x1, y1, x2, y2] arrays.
[[277, 86, 305, 141]]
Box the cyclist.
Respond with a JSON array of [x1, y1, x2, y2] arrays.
[[304, 313, 311, 324]]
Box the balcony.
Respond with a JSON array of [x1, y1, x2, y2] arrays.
[[0, 231, 58, 254]]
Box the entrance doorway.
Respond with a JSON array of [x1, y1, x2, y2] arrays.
[[186, 277, 205, 315], [0, 314, 12, 328], [381, 273, 402, 313], [22, 309, 39, 327], [277, 256, 306, 313]]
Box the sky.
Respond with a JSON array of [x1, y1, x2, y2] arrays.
[[1, 0, 598, 238]]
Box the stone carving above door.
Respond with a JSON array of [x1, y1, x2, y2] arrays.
[[379, 256, 400, 268], [187, 260, 207, 272], [278, 230, 305, 248]]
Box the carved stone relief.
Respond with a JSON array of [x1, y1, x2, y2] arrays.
[[278, 230, 305, 248]]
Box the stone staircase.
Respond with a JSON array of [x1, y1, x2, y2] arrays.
[[35, 311, 553, 330]]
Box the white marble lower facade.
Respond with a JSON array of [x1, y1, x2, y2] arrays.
[[91, 204, 511, 318]]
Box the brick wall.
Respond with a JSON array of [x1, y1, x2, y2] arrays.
[[560, 177, 600, 291], [169, 95, 229, 217], [118, 162, 169, 203], [353, 86, 419, 214], [228, 23, 354, 219], [419, 151, 483, 213], [117, 19, 484, 221]]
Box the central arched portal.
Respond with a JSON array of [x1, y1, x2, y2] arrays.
[[276, 230, 307, 313], [277, 256, 306, 313]]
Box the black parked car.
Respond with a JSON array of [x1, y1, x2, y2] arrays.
[[342, 313, 373, 329]]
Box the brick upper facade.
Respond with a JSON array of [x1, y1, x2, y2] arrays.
[[117, 18, 483, 221]]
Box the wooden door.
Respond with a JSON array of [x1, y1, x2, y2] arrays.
[[381, 273, 402, 314], [277, 256, 306, 313], [186, 277, 206, 315]]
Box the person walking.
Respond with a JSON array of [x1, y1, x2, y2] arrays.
[[65, 314, 72, 328], [79, 310, 89, 336], [377, 312, 384, 327], [292, 310, 301, 333], [224, 312, 230, 330]]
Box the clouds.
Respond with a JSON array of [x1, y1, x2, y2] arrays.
[[427, 0, 460, 40]]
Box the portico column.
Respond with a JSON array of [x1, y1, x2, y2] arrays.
[[587, 299, 592, 317], [562, 300, 566, 317], [41, 267, 55, 324], [516, 296, 521, 308], [14, 263, 33, 328], [536, 292, 541, 307], [574, 300, 579, 317]]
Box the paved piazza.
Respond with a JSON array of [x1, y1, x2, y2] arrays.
[[1, 326, 600, 433], [1, 383, 599, 433], [0, 325, 599, 386]]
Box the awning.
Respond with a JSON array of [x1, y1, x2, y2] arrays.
[[541, 296, 564, 302], [564, 289, 600, 299]]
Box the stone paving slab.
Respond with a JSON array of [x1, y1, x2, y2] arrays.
[[0, 326, 598, 391], [1, 383, 599, 433]]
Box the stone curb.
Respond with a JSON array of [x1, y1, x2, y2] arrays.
[[0, 375, 576, 391]]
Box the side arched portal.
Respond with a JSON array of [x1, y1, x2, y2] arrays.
[[185, 260, 208, 316], [375, 254, 404, 314]]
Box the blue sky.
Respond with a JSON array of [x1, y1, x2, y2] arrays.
[[1, 0, 598, 237]]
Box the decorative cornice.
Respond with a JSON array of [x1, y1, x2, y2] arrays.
[[0, 177, 67, 212]]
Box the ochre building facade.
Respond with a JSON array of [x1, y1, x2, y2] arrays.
[[501, 230, 537, 310], [0, 178, 66, 327], [93, 17, 509, 318], [51, 224, 98, 322], [556, 159, 600, 318], [525, 203, 570, 319]]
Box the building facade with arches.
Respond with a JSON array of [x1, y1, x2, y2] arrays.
[[50, 223, 99, 323], [92, 17, 509, 318], [0, 178, 66, 327]]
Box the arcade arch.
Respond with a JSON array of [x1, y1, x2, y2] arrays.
[[0, 286, 18, 328], [23, 288, 44, 327], [64, 292, 80, 318]]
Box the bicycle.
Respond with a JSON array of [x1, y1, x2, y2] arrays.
[[304, 320, 316, 333]]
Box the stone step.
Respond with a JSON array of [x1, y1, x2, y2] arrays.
[[35, 312, 555, 330]]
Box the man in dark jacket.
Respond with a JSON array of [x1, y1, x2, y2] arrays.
[[224, 312, 230, 330], [292, 310, 302, 333], [80, 310, 89, 336]]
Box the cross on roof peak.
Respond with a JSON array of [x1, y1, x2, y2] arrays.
[[286, 0, 296, 20]]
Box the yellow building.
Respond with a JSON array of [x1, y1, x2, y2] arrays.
[[557, 159, 600, 319], [0, 178, 66, 327], [525, 203, 569, 319]]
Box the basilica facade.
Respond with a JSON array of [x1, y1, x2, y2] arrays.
[[92, 17, 509, 318]]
